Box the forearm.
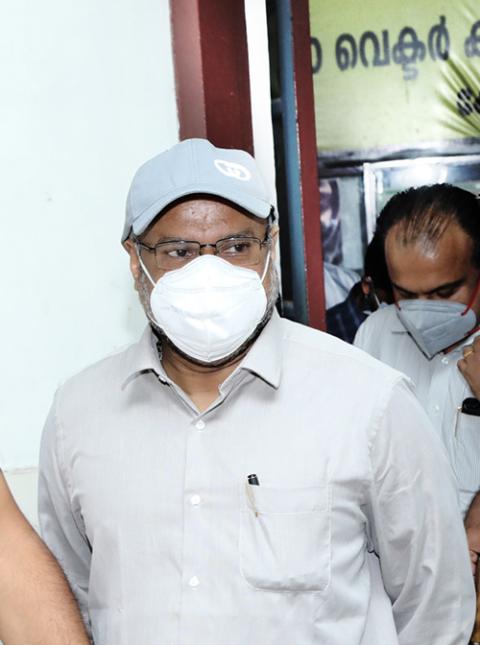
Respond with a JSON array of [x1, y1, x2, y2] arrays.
[[0, 478, 89, 644]]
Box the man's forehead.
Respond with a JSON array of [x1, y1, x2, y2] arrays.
[[140, 195, 268, 240], [163, 193, 261, 215], [385, 221, 475, 289], [386, 221, 473, 261]]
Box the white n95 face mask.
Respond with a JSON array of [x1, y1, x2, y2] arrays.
[[140, 254, 269, 363], [396, 299, 478, 359]]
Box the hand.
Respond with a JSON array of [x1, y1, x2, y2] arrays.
[[458, 337, 480, 399]]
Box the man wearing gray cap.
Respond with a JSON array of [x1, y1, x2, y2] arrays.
[[39, 138, 475, 644]]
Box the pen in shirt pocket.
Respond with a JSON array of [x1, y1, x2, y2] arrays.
[[246, 474, 260, 516]]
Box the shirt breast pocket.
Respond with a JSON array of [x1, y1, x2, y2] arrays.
[[239, 484, 331, 593], [456, 411, 480, 491]]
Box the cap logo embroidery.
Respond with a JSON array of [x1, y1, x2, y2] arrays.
[[214, 159, 251, 181]]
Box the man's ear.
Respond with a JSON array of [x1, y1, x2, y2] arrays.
[[123, 239, 141, 281], [361, 276, 373, 297]]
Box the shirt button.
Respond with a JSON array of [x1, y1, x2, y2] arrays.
[[188, 576, 200, 588], [195, 419, 205, 430], [441, 357, 449, 365], [434, 404, 440, 412], [190, 494, 201, 506]]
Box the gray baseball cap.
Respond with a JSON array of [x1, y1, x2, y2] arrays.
[[122, 138, 274, 242]]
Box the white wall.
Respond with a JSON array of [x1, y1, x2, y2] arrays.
[[0, 0, 178, 522], [244, 0, 281, 283], [245, 0, 277, 210], [1, 0, 276, 528]]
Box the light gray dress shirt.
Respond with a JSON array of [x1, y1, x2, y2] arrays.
[[39, 311, 475, 644], [355, 304, 480, 516]]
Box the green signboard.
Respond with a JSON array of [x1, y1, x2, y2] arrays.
[[309, 0, 480, 156]]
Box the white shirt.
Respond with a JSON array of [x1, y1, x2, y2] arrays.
[[355, 304, 480, 515], [39, 311, 474, 644]]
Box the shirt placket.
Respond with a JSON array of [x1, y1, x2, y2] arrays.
[[176, 372, 251, 644], [178, 411, 209, 638], [427, 355, 456, 464]]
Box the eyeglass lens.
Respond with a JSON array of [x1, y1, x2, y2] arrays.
[[151, 237, 265, 270]]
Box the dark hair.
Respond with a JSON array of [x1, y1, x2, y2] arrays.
[[374, 183, 480, 268], [364, 231, 390, 294]]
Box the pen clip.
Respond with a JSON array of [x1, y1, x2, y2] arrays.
[[245, 479, 259, 517], [454, 406, 461, 437]]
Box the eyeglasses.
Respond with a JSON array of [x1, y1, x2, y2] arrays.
[[135, 228, 271, 271]]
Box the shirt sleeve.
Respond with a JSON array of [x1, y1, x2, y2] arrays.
[[367, 378, 476, 645], [38, 392, 92, 632]]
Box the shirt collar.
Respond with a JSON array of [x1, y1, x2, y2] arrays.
[[121, 311, 283, 391], [238, 309, 282, 389], [444, 328, 480, 356], [121, 326, 169, 389], [388, 305, 407, 333]]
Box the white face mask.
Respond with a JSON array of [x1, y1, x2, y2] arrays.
[[396, 298, 478, 359], [139, 253, 270, 363]]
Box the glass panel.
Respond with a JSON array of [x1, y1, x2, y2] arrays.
[[364, 155, 480, 234], [320, 175, 366, 273]]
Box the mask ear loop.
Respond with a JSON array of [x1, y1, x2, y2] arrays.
[[134, 244, 163, 332], [461, 277, 480, 316], [135, 243, 156, 287], [260, 250, 271, 284]]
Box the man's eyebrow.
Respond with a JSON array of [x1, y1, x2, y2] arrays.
[[220, 228, 265, 238], [139, 235, 185, 244], [391, 278, 466, 296], [391, 282, 416, 296], [425, 278, 466, 294]]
